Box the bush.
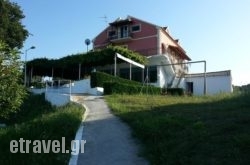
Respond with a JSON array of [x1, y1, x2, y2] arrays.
[[30, 81, 45, 88], [0, 41, 27, 120], [166, 88, 184, 96], [90, 71, 141, 88], [4, 93, 52, 125], [0, 94, 84, 164], [103, 82, 161, 95], [91, 71, 161, 95]]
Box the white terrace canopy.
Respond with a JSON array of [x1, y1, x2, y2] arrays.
[[114, 53, 145, 80]]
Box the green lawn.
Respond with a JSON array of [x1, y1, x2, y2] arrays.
[[0, 93, 84, 165], [106, 92, 250, 165]]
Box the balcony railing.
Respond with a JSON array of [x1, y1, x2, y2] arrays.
[[109, 32, 132, 43]]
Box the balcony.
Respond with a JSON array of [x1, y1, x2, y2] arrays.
[[109, 32, 132, 43]]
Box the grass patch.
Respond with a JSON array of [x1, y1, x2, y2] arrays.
[[105, 93, 250, 165], [0, 94, 84, 165]]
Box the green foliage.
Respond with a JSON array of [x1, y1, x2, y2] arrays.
[[90, 71, 141, 88], [0, 41, 27, 120], [106, 93, 250, 165], [6, 93, 52, 125], [26, 46, 148, 80], [0, 0, 28, 49], [30, 81, 46, 88], [103, 82, 161, 95], [91, 71, 161, 95], [0, 94, 84, 164], [166, 88, 184, 95], [234, 84, 250, 93]]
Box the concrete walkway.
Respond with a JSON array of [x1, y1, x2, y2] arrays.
[[74, 95, 148, 165]]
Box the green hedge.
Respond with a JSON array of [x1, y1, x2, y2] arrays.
[[103, 82, 161, 95], [91, 71, 161, 95], [166, 88, 184, 96], [90, 71, 141, 88]]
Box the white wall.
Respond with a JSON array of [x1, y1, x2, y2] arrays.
[[29, 88, 46, 94], [31, 79, 103, 107], [70, 79, 90, 94], [45, 92, 70, 106], [186, 74, 233, 95], [70, 79, 104, 95], [44, 79, 103, 95]]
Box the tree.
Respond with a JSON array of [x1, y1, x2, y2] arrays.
[[0, 41, 26, 120], [0, 0, 28, 49]]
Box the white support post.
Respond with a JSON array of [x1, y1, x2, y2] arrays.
[[58, 80, 60, 93], [129, 63, 132, 80], [45, 82, 47, 100], [51, 67, 54, 87], [142, 68, 145, 83], [204, 61, 207, 95], [114, 54, 117, 77], [79, 63, 81, 80], [69, 80, 72, 97]]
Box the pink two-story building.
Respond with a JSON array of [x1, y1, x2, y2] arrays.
[[93, 15, 191, 88], [92, 15, 232, 94]]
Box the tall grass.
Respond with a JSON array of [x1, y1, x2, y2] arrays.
[[0, 94, 84, 165], [106, 93, 250, 165]]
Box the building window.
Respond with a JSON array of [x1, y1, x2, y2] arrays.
[[146, 66, 157, 83], [132, 68, 143, 82], [119, 68, 144, 82], [120, 68, 130, 80], [131, 24, 141, 32], [118, 25, 129, 38], [108, 30, 116, 39]]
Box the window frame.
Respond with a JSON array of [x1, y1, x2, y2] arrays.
[[107, 30, 117, 38], [131, 24, 141, 33]]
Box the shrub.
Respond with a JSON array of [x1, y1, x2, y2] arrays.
[[30, 81, 46, 88], [0, 42, 27, 120], [0, 94, 84, 164], [90, 71, 141, 88], [166, 88, 184, 96], [91, 71, 161, 95], [103, 82, 161, 95]]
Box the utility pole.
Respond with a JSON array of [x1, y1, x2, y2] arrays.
[[24, 46, 35, 87]]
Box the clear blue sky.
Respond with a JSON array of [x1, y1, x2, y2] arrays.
[[13, 0, 250, 86]]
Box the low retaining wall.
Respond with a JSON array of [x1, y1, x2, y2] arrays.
[[30, 79, 103, 107], [29, 88, 46, 94], [45, 92, 71, 107]]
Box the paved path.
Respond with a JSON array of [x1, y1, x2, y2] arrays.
[[74, 96, 148, 165]]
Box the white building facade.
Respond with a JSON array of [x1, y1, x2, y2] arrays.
[[185, 70, 233, 95]]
